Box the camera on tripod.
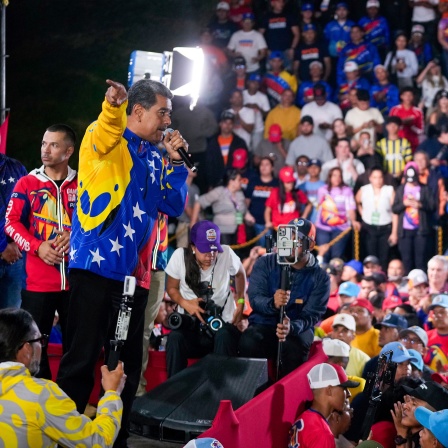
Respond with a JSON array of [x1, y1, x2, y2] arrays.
[[167, 281, 224, 338]]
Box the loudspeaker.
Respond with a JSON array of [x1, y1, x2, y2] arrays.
[[130, 354, 269, 443]]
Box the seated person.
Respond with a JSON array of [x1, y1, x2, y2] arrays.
[[414, 407, 448, 448], [0, 308, 125, 447]]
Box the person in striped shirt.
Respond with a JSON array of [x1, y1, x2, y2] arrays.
[[376, 116, 413, 182]]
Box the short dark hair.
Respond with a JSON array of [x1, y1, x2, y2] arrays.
[[126, 79, 173, 116], [46, 124, 77, 148], [0, 308, 35, 363], [336, 137, 351, 146], [357, 89, 370, 102], [400, 86, 414, 96]]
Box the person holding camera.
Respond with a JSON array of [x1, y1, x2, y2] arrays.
[[165, 220, 246, 377]]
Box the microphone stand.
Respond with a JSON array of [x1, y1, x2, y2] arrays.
[[276, 265, 290, 381]]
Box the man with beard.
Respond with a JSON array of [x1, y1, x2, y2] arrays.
[[236, 218, 330, 377]]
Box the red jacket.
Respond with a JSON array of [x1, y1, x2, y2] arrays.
[[4, 166, 77, 292]]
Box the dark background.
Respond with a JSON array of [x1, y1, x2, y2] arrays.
[[4, 0, 214, 168]]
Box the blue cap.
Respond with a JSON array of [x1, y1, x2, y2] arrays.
[[375, 313, 408, 330], [429, 293, 448, 310], [415, 408, 448, 448], [336, 2, 349, 8], [184, 439, 224, 448], [380, 341, 418, 364], [408, 349, 424, 371], [308, 158, 322, 168], [248, 73, 261, 82], [339, 281, 361, 298], [344, 259, 363, 275], [303, 23, 316, 32], [269, 50, 284, 60], [242, 12, 255, 21], [301, 3, 314, 11]]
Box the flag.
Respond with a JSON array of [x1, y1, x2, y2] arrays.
[[0, 114, 9, 154]]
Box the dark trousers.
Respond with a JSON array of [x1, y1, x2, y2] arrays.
[[361, 222, 392, 271], [56, 269, 148, 448], [316, 228, 351, 263], [398, 230, 430, 274], [238, 324, 313, 377], [166, 322, 240, 378], [21, 289, 69, 380]]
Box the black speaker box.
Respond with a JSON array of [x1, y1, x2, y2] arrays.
[[130, 354, 269, 443]]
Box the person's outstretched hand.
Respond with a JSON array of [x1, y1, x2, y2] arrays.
[[101, 361, 126, 395], [105, 79, 128, 106]]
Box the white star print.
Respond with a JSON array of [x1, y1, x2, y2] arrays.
[[150, 171, 156, 183], [133, 202, 146, 222], [89, 248, 105, 267], [151, 150, 160, 160], [109, 237, 124, 256], [0, 179, 6, 185], [123, 221, 136, 241], [69, 247, 77, 261], [148, 159, 156, 171], [8, 176, 15, 183]]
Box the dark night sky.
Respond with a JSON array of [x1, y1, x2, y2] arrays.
[[4, 0, 214, 168]]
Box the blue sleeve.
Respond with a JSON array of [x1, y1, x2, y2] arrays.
[[382, 17, 390, 47], [370, 44, 381, 69], [156, 165, 188, 217], [336, 51, 347, 86], [387, 85, 400, 114], [296, 84, 306, 107], [360, 78, 371, 90], [424, 44, 433, 65]]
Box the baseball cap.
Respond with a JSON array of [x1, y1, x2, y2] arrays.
[[300, 115, 314, 125], [429, 293, 448, 310], [332, 313, 357, 332], [184, 438, 224, 448], [220, 110, 235, 122], [339, 281, 361, 298], [375, 313, 408, 329], [233, 56, 246, 67], [303, 23, 316, 32], [363, 255, 380, 266], [402, 381, 448, 411], [269, 50, 284, 60], [248, 73, 261, 83], [232, 148, 248, 169], [431, 372, 448, 385], [380, 341, 418, 363], [371, 272, 387, 285], [406, 269, 428, 289], [242, 12, 255, 21], [307, 363, 359, 389], [366, 0, 380, 7], [190, 221, 223, 253], [345, 259, 364, 275], [411, 24, 425, 35], [344, 61, 359, 72], [308, 158, 322, 168], [289, 218, 316, 242], [415, 408, 448, 448], [382, 295, 403, 311], [399, 326, 429, 347], [309, 60, 323, 70], [322, 338, 351, 357], [408, 349, 424, 371], [336, 2, 349, 9], [216, 1, 229, 10], [313, 83, 326, 99], [279, 166, 295, 183], [301, 3, 314, 11], [350, 298, 374, 314], [268, 123, 282, 143]]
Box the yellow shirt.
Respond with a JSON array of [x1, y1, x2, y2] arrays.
[[264, 105, 301, 141], [352, 326, 381, 358], [346, 346, 371, 377], [348, 375, 365, 403]]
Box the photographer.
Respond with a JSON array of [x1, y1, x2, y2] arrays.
[[165, 220, 246, 377]]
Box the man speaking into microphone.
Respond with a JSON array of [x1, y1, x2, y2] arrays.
[[57, 79, 188, 448]]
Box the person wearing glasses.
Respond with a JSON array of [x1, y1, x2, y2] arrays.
[[0, 308, 125, 447]]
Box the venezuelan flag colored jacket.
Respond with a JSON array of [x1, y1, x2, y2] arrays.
[[5, 166, 77, 292], [69, 100, 188, 288], [0, 362, 122, 447]]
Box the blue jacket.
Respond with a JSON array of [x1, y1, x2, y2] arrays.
[[296, 81, 333, 107], [337, 40, 381, 85], [247, 253, 330, 337], [370, 83, 400, 116], [0, 154, 27, 252], [358, 16, 390, 48], [324, 20, 355, 57]]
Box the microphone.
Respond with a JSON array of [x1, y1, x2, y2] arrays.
[[164, 128, 197, 172]]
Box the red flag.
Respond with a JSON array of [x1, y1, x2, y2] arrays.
[[0, 114, 9, 154]]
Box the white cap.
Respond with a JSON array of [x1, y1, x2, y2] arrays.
[[309, 60, 323, 69], [216, 1, 230, 10], [412, 24, 425, 35], [322, 338, 351, 357], [184, 438, 224, 448], [407, 269, 428, 288], [332, 313, 356, 332], [344, 61, 359, 72], [366, 0, 380, 8]]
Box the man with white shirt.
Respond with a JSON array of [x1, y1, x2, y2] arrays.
[[227, 89, 255, 150], [301, 84, 343, 142], [321, 138, 365, 188], [286, 115, 334, 166], [227, 12, 268, 74]]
